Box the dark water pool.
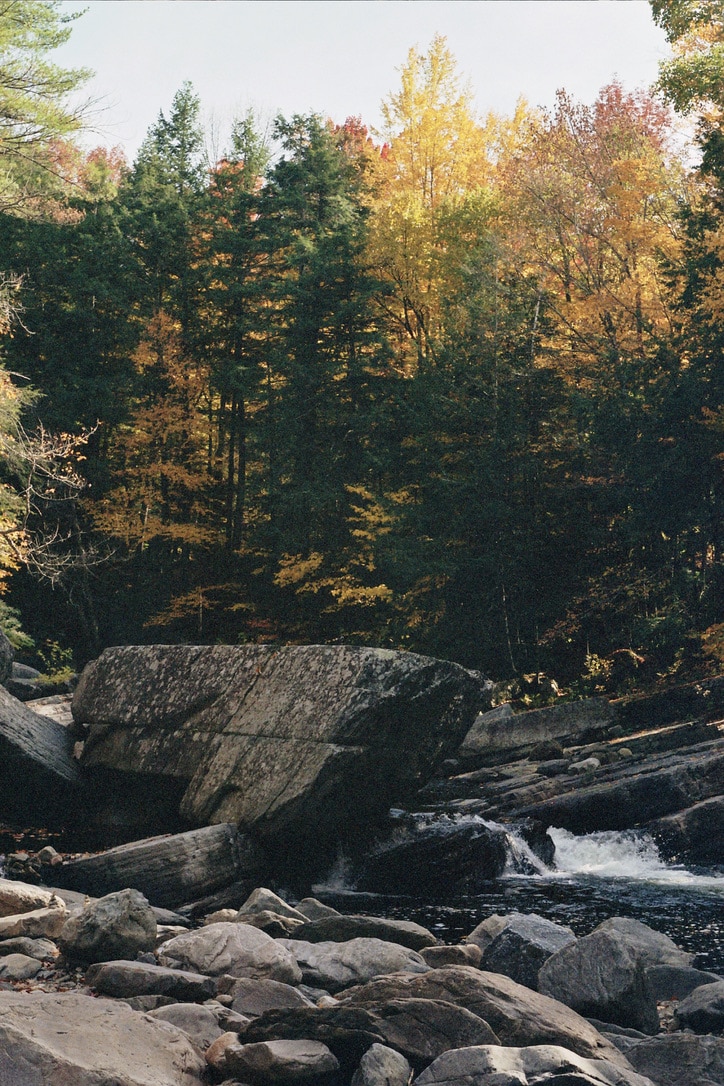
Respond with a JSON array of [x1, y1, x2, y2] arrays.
[[318, 875, 724, 973]]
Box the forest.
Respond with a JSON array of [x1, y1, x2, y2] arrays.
[[1, 0, 724, 699]]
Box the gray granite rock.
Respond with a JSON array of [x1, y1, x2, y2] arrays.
[[160, 922, 302, 984], [86, 959, 217, 1001]]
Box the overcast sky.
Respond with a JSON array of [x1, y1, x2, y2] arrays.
[[56, 1, 672, 162]]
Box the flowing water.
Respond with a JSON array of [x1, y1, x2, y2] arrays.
[[317, 819, 724, 972]]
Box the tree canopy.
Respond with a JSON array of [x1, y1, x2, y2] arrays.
[[5, 13, 724, 695]]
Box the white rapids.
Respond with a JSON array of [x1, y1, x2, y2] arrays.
[[547, 826, 724, 891]]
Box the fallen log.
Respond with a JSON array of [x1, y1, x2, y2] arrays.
[[52, 824, 265, 910]]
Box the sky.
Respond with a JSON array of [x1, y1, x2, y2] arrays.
[[55, 1, 672, 163]]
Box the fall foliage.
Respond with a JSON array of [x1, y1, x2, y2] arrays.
[[7, 8, 724, 693]]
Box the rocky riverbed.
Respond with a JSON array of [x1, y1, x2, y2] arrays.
[[0, 642, 723, 1082], [1, 874, 723, 1085]]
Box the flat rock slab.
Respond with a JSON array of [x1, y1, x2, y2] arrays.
[[72, 645, 488, 852], [86, 959, 217, 1001], [0, 684, 81, 821], [512, 741, 724, 832], [0, 902, 68, 940], [0, 878, 58, 917], [459, 698, 612, 762], [0, 989, 207, 1086]]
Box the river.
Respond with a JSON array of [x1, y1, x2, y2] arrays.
[[316, 824, 724, 973]]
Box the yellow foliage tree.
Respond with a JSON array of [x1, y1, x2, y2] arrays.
[[506, 84, 687, 386], [371, 35, 492, 367], [93, 311, 216, 555]]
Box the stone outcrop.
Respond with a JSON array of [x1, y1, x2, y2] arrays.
[[459, 697, 613, 765], [72, 644, 489, 862]]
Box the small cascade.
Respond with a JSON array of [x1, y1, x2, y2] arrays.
[[490, 821, 554, 877], [349, 811, 556, 895]]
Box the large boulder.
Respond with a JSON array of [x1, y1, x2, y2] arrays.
[[338, 966, 633, 1070], [210, 1037, 340, 1084], [72, 644, 489, 861], [0, 989, 207, 1086], [224, 977, 315, 1017], [648, 795, 724, 864], [57, 888, 157, 964], [351, 1043, 411, 1086], [673, 979, 724, 1033], [537, 926, 661, 1034], [415, 1044, 656, 1086], [0, 684, 81, 821], [147, 1002, 226, 1050], [159, 921, 302, 984], [611, 1031, 724, 1086], [480, 912, 577, 991], [458, 697, 613, 765], [86, 959, 217, 1001], [357, 820, 509, 893], [239, 999, 499, 1074]]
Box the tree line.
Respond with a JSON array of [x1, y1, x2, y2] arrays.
[[2, 1, 724, 697]]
